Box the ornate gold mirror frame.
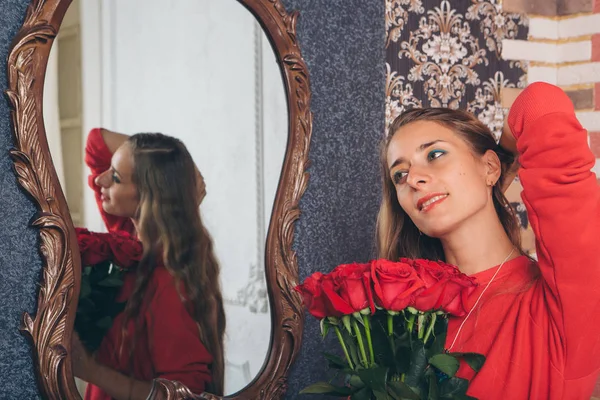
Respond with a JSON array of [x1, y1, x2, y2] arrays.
[[6, 0, 311, 398]]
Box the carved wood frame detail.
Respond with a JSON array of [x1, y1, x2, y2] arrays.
[[6, 0, 312, 398]]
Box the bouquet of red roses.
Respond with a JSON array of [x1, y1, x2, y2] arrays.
[[295, 259, 485, 400], [75, 228, 142, 351]]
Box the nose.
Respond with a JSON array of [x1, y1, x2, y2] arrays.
[[406, 166, 430, 189], [94, 170, 111, 188]]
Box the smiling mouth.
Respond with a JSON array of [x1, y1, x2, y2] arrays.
[[418, 194, 448, 212]]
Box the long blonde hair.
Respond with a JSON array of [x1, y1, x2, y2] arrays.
[[376, 108, 523, 261], [121, 133, 225, 395]]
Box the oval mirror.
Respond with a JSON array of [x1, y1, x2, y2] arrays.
[[6, 0, 312, 398]]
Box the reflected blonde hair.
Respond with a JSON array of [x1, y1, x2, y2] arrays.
[[121, 133, 225, 395], [376, 108, 523, 261]]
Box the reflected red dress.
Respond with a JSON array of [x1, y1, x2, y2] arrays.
[[83, 128, 213, 399]]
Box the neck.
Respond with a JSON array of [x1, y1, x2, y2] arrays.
[[440, 209, 517, 275]]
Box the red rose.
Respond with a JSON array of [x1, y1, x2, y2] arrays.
[[439, 266, 477, 317], [320, 274, 355, 317], [76, 228, 142, 269], [409, 259, 477, 316], [331, 263, 375, 314], [410, 259, 450, 312], [294, 272, 333, 319], [107, 230, 143, 268], [76, 228, 111, 266], [371, 259, 425, 311]]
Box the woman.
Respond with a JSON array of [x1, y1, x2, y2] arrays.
[[72, 128, 225, 400], [378, 82, 600, 399]]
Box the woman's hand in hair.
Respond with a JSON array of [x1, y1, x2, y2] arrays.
[[500, 116, 517, 155], [500, 112, 520, 193], [100, 128, 130, 154]]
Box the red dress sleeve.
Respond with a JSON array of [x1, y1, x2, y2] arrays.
[[144, 268, 213, 393], [85, 128, 135, 235], [508, 82, 600, 378]]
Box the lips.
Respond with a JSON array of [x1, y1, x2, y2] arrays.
[[417, 193, 448, 212]]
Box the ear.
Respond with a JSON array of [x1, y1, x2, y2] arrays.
[[481, 149, 501, 187]]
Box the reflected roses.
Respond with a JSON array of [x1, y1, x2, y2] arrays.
[[76, 227, 142, 268]]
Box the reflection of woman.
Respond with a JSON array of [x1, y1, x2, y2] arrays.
[[378, 83, 600, 399], [72, 128, 226, 399]]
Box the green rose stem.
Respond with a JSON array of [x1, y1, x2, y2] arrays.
[[352, 319, 369, 368], [417, 313, 426, 340], [406, 313, 416, 334], [387, 313, 395, 357], [362, 314, 375, 367], [334, 325, 354, 370], [423, 312, 437, 344]]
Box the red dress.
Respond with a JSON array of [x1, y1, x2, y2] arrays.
[[445, 83, 600, 399], [83, 128, 213, 399]]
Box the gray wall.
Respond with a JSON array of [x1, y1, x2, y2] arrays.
[[280, 1, 386, 398], [0, 0, 44, 398]]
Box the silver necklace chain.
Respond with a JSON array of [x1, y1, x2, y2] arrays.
[[447, 248, 516, 351]]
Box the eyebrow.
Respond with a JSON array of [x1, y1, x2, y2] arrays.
[[110, 166, 122, 178], [388, 140, 447, 171]]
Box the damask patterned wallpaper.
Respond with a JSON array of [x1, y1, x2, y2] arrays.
[[386, 0, 528, 136], [385, 0, 535, 255]]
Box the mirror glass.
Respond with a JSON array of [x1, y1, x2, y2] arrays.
[[44, 0, 287, 395]]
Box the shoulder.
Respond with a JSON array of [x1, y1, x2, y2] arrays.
[[149, 266, 188, 302]]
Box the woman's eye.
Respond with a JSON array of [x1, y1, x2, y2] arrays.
[[392, 171, 408, 185], [112, 173, 121, 184], [427, 149, 446, 161]]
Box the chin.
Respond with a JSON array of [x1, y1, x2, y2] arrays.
[[418, 217, 459, 238], [103, 205, 122, 218]]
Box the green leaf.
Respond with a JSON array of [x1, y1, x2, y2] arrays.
[[374, 389, 392, 400], [404, 341, 428, 388], [341, 328, 361, 368], [427, 327, 447, 358], [77, 296, 95, 312], [353, 312, 365, 327], [79, 278, 92, 299], [348, 374, 365, 389], [357, 367, 389, 393], [98, 276, 124, 287], [370, 318, 394, 368], [95, 316, 113, 330], [439, 376, 470, 398], [343, 315, 353, 334], [427, 370, 439, 400], [429, 354, 460, 377], [351, 387, 373, 400], [323, 352, 348, 369], [387, 381, 420, 400], [320, 318, 330, 339], [83, 266, 92, 276], [447, 352, 485, 373], [299, 382, 352, 395], [394, 345, 412, 374]]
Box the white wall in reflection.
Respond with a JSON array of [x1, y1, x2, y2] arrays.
[[47, 0, 287, 395]]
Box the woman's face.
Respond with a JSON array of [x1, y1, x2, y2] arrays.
[[94, 143, 140, 218], [386, 120, 499, 238]]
